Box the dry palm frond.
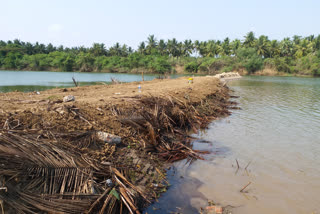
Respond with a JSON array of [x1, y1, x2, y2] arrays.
[[0, 131, 104, 213], [0, 82, 232, 213], [0, 129, 151, 213]]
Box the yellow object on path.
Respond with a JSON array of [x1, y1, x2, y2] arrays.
[[188, 77, 193, 84]]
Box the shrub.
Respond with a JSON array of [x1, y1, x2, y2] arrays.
[[244, 56, 263, 73], [149, 56, 171, 74], [222, 65, 233, 73], [311, 63, 320, 76], [184, 61, 199, 73], [236, 48, 263, 73]]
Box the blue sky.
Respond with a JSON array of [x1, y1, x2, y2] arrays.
[[1, 0, 319, 49]]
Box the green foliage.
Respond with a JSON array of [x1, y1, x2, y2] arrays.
[[222, 65, 234, 73], [311, 63, 320, 76], [3, 52, 22, 69], [243, 31, 256, 48], [198, 57, 216, 72], [244, 56, 263, 73], [295, 54, 320, 75], [236, 48, 263, 73], [236, 47, 257, 60], [76, 53, 94, 72], [184, 61, 199, 73], [63, 56, 74, 71], [265, 57, 292, 73], [1, 33, 320, 75], [148, 56, 171, 73]]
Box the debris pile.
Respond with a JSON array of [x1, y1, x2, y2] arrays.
[[0, 76, 234, 213], [212, 72, 242, 80]]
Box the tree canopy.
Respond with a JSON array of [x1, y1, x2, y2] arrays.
[[1, 32, 320, 76]]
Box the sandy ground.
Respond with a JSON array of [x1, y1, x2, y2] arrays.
[[0, 76, 221, 113]]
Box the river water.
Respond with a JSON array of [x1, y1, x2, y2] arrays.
[[145, 76, 320, 214], [0, 70, 186, 92]]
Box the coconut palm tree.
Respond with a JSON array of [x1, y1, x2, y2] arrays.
[[256, 35, 270, 57], [295, 39, 312, 58], [194, 40, 201, 57], [280, 38, 294, 57], [146, 35, 157, 54], [167, 38, 178, 57], [206, 40, 220, 57], [198, 41, 208, 57], [182, 39, 193, 57], [269, 40, 280, 57], [313, 35, 320, 51], [90, 43, 107, 56], [108, 43, 122, 56], [243, 31, 256, 48], [293, 35, 301, 45], [231, 39, 241, 55], [221, 37, 231, 56], [158, 39, 167, 55], [121, 44, 129, 57], [306, 35, 315, 42], [177, 42, 183, 57], [138, 42, 146, 55]]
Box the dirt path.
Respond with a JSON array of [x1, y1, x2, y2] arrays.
[[0, 76, 221, 112]]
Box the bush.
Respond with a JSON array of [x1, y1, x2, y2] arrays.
[[275, 58, 292, 73], [184, 61, 199, 73], [198, 58, 229, 74], [244, 56, 263, 73], [63, 56, 75, 71], [149, 56, 171, 73], [236, 48, 263, 73], [222, 65, 233, 73], [311, 63, 320, 76], [2, 52, 22, 69], [236, 47, 257, 60]]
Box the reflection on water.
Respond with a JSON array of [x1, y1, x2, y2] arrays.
[[0, 70, 188, 92], [145, 76, 320, 214]]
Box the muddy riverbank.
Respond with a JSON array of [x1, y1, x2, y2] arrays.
[[0, 75, 235, 213]]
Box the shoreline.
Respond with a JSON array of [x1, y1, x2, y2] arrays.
[[0, 75, 235, 213], [1, 68, 318, 78]]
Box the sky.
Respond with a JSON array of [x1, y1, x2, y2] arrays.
[[1, 0, 320, 49]]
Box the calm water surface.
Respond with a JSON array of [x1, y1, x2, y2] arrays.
[[145, 76, 320, 214], [0, 70, 187, 92]]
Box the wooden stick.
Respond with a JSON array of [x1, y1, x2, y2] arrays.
[[120, 195, 134, 214], [87, 187, 111, 213], [0, 200, 4, 214], [72, 77, 78, 87], [236, 159, 240, 169], [245, 161, 252, 171], [240, 182, 251, 192]]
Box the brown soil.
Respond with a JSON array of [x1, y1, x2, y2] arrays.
[[1, 77, 218, 111], [252, 68, 290, 76], [0, 76, 233, 214], [174, 65, 185, 74]]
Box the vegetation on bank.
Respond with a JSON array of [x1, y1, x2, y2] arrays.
[[1, 32, 320, 76]]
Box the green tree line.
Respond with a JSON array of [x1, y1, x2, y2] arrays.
[[1, 32, 320, 75]]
